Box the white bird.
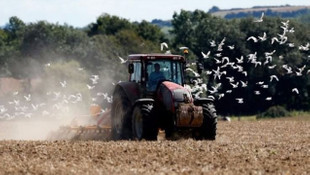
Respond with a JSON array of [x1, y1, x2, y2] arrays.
[[179, 46, 188, 50], [265, 97, 272, 101], [281, 20, 290, 27], [201, 51, 210, 59], [208, 83, 222, 94], [226, 90, 232, 94], [236, 56, 244, 64], [24, 94, 31, 101], [227, 45, 235, 50], [213, 57, 222, 64], [217, 37, 226, 51], [230, 82, 239, 88], [282, 65, 293, 74], [226, 76, 235, 83], [118, 56, 127, 64], [60, 81, 67, 88], [160, 42, 168, 51], [218, 93, 225, 100], [13, 91, 19, 96], [45, 63, 51, 67], [247, 36, 258, 43], [256, 81, 265, 85], [210, 40, 216, 47], [270, 75, 279, 82], [186, 68, 200, 77], [288, 43, 295, 48], [240, 81, 248, 87], [236, 98, 244, 104], [258, 32, 267, 41], [299, 43, 309, 51], [254, 91, 261, 95], [241, 71, 248, 77], [292, 88, 299, 94], [87, 84, 95, 90], [271, 37, 279, 44], [268, 65, 277, 69], [254, 12, 264, 23]]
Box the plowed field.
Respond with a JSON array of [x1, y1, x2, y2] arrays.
[[0, 119, 309, 174]]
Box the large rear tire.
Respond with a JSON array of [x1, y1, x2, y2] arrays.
[[132, 103, 158, 141], [111, 88, 132, 140], [193, 103, 217, 140]]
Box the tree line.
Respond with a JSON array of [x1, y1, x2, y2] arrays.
[[0, 10, 309, 115]]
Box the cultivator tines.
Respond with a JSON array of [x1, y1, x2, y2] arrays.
[[47, 125, 111, 141]]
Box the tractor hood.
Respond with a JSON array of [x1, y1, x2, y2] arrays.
[[157, 81, 193, 112]]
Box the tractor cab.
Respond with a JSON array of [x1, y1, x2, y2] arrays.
[[127, 54, 186, 93]]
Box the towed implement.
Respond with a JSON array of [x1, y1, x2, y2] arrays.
[[48, 53, 217, 141]]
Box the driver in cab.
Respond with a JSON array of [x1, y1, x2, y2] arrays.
[[148, 63, 165, 91]]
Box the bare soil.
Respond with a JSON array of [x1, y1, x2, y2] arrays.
[[0, 120, 309, 174]]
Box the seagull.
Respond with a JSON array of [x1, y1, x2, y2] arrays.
[[282, 65, 293, 74], [24, 94, 31, 101], [268, 65, 277, 69], [226, 90, 232, 94], [265, 97, 272, 101], [230, 82, 239, 88], [13, 91, 19, 96], [226, 76, 235, 83], [271, 37, 279, 44], [201, 51, 210, 59], [288, 43, 295, 48], [240, 80, 248, 87], [254, 91, 261, 95], [236, 56, 244, 64], [179, 46, 188, 50], [227, 45, 235, 50], [160, 42, 168, 51], [247, 36, 258, 43], [208, 83, 222, 94], [292, 88, 299, 94], [118, 56, 127, 64], [186, 68, 200, 77], [45, 63, 51, 67], [254, 12, 264, 23], [210, 40, 216, 47], [60, 81, 67, 88], [270, 75, 279, 82], [258, 32, 267, 41], [236, 98, 244, 104], [87, 84, 95, 90]]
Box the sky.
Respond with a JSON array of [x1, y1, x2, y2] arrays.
[[1, 0, 310, 27]]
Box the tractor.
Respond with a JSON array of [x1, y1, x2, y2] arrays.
[[111, 53, 217, 140]]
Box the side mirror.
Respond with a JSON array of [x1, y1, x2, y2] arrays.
[[128, 63, 134, 74], [196, 62, 203, 74]]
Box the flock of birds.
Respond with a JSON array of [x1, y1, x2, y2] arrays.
[[162, 13, 309, 105], [0, 13, 309, 121], [0, 66, 114, 121]]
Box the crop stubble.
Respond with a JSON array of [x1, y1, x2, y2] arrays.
[[0, 120, 309, 174]]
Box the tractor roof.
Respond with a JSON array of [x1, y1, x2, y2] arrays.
[[128, 53, 185, 62]]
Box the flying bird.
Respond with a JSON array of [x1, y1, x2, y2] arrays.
[[118, 56, 127, 64], [201, 51, 210, 59], [292, 88, 299, 94], [160, 42, 168, 51], [254, 12, 264, 23]]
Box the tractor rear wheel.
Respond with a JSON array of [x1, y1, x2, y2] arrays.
[[193, 103, 217, 140], [111, 88, 132, 140], [132, 103, 158, 140]]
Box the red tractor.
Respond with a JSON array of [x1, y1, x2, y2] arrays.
[[111, 53, 217, 140]]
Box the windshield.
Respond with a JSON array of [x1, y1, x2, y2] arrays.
[[146, 60, 183, 91]]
